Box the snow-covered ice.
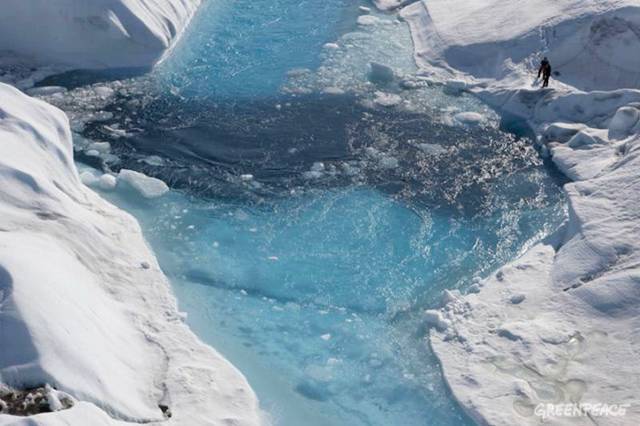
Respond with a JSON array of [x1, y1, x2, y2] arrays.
[[0, 0, 201, 69], [0, 83, 262, 425], [389, 0, 640, 424], [117, 169, 170, 199]]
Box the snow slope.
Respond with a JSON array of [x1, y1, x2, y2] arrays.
[[0, 0, 201, 69], [0, 82, 262, 425], [387, 0, 640, 425], [402, 0, 640, 90]]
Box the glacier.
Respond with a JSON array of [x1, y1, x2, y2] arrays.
[[0, 0, 639, 425]]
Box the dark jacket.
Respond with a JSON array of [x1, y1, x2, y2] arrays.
[[538, 59, 552, 79]]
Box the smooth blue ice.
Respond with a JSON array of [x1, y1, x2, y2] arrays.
[[69, 1, 568, 425]]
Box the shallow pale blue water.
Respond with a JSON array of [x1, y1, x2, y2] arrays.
[[63, 2, 568, 425]]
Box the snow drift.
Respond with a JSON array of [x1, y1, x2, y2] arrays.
[[0, 82, 262, 425], [0, 0, 201, 69]]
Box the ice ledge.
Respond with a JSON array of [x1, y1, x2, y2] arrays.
[[0, 82, 262, 425], [0, 0, 202, 70], [398, 1, 640, 425]]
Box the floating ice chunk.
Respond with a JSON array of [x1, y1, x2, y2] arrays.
[[340, 162, 359, 176], [400, 77, 429, 90], [321, 333, 332, 341], [94, 86, 115, 98], [608, 106, 640, 140], [90, 111, 114, 122], [379, 156, 399, 169], [84, 149, 101, 157], [311, 162, 325, 172], [240, 174, 254, 181], [467, 284, 482, 294], [368, 62, 395, 85], [374, 92, 402, 107], [418, 143, 447, 155], [140, 155, 165, 166], [303, 171, 323, 180], [365, 146, 380, 157], [117, 169, 169, 199], [359, 6, 371, 13], [101, 153, 121, 165], [323, 43, 340, 50], [26, 86, 67, 97], [87, 141, 111, 153], [357, 15, 380, 26], [454, 112, 484, 126], [80, 171, 99, 186], [98, 174, 117, 191], [441, 289, 462, 305], [103, 125, 128, 138], [424, 310, 449, 331]]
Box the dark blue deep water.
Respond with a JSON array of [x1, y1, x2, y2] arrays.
[[49, 1, 568, 424]]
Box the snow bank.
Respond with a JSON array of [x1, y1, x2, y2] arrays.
[[0, 0, 201, 69], [401, 0, 640, 91], [429, 114, 640, 424], [0, 83, 262, 425], [388, 0, 640, 424]]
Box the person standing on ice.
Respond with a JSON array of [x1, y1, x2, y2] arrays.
[[537, 57, 552, 88]]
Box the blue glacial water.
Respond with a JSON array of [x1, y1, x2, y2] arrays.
[[57, 1, 568, 425], [159, 0, 360, 98]]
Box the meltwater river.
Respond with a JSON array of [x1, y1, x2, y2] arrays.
[[40, 1, 567, 424]]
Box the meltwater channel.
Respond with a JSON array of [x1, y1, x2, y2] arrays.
[[43, 1, 567, 425]]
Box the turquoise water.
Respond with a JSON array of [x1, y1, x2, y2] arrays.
[[101, 177, 564, 426], [63, 1, 568, 425], [159, 0, 360, 98]]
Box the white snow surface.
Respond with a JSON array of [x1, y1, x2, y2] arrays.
[[0, 83, 262, 425], [384, 0, 640, 425], [402, 0, 640, 91], [0, 0, 201, 69]]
